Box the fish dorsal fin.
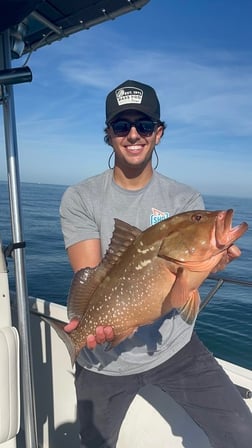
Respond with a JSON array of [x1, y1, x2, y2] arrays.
[[102, 218, 141, 268], [67, 219, 141, 321]]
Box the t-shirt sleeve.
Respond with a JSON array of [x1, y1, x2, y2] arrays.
[[182, 191, 205, 212], [60, 185, 100, 249]]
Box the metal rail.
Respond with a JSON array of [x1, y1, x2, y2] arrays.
[[208, 274, 252, 287], [199, 274, 252, 313], [0, 30, 38, 448]]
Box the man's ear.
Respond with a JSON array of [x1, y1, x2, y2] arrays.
[[155, 125, 164, 144]]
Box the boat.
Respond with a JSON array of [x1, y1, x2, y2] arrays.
[[0, 2, 251, 447]]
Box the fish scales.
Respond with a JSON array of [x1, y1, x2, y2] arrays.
[[44, 209, 248, 365]]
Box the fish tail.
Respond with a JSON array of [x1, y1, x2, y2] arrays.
[[179, 290, 200, 324], [42, 316, 79, 366]]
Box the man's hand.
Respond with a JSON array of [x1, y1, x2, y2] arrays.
[[211, 244, 241, 273], [86, 326, 114, 349], [64, 320, 114, 350], [64, 318, 80, 332]]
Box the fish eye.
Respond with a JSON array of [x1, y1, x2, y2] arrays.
[[193, 213, 203, 222]]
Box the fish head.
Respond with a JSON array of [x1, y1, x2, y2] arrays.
[[158, 209, 248, 268], [214, 209, 248, 248]]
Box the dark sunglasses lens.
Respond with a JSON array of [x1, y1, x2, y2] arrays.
[[111, 120, 156, 136], [137, 121, 155, 135], [111, 121, 130, 135]]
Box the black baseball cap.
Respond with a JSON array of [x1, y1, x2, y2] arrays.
[[105, 80, 160, 124]]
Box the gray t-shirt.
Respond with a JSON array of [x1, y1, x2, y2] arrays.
[[60, 169, 205, 375]]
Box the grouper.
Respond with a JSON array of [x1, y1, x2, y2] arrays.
[[44, 209, 248, 365]]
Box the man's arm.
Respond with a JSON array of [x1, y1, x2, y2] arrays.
[[64, 238, 114, 347], [67, 239, 102, 273]]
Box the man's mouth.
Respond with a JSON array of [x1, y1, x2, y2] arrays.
[[125, 145, 144, 153]]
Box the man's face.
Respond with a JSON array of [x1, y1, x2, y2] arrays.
[[107, 111, 163, 171]]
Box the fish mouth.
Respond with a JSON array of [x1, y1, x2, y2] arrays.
[[215, 209, 248, 248]]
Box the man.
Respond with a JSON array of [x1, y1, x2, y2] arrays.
[[60, 80, 252, 447]]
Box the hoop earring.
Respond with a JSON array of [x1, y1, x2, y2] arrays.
[[108, 151, 114, 169], [153, 147, 159, 170]]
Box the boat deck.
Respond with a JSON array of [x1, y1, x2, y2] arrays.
[[13, 297, 252, 448]]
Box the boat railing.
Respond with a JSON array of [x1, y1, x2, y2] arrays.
[[199, 274, 252, 313]]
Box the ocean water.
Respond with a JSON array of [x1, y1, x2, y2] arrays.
[[0, 180, 251, 369]]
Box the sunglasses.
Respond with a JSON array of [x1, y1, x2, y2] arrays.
[[109, 119, 159, 137]]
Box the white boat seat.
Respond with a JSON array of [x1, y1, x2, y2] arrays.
[[0, 326, 20, 443]]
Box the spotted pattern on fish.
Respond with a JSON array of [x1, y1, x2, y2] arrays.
[[43, 210, 248, 365]]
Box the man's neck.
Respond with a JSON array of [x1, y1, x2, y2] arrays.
[[113, 164, 154, 190]]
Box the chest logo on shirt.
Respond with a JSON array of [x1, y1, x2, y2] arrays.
[[150, 208, 170, 226]]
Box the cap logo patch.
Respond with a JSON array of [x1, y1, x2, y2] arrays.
[[115, 87, 143, 106]]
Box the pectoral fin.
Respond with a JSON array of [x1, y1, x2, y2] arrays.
[[179, 289, 200, 324], [163, 267, 191, 310], [161, 268, 200, 324]]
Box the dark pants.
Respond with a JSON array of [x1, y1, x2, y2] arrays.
[[75, 333, 252, 448]]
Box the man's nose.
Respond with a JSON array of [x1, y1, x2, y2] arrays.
[[127, 125, 140, 139]]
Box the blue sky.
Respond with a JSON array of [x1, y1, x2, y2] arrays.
[[0, 0, 252, 197]]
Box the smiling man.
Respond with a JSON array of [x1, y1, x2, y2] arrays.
[[60, 80, 252, 448]]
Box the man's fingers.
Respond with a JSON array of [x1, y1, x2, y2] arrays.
[[212, 245, 242, 273], [95, 326, 107, 344], [227, 244, 241, 259], [64, 318, 80, 333], [104, 326, 114, 341], [86, 326, 115, 349], [64, 320, 115, 348], [86, 334, 98, 350]]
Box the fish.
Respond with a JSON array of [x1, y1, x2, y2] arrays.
[[44, 209, 248, 365]]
